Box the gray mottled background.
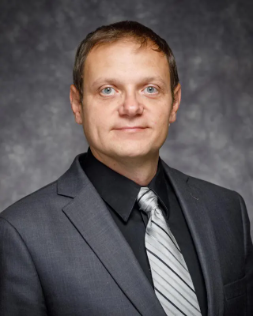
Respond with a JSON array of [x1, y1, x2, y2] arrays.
[[0, 0, 252, 232]]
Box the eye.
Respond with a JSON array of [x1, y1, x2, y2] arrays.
[[144, 86, 158, 94], [101, 87, 116, 95]]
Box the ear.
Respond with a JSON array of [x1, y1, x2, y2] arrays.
[[70, 85, 83, 125], [169, 83, 181, 124]]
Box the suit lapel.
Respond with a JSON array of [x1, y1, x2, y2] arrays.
[[58, 153, 224, 316], [161, 160, 224, 316], [58, 155, 166, 316]]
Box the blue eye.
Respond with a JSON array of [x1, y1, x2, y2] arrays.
[[145, 86, 158, 94], [101, 87, 115, 95]]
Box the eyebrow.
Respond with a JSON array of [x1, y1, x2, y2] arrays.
[[91, 76, 167, 88]]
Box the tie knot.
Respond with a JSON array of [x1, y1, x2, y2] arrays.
[[137, 187, 159, 215]]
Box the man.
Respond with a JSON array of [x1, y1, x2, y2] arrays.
[[0, 21, 252, 316]]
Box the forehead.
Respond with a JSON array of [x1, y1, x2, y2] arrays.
[[84, 40, 170, 84]]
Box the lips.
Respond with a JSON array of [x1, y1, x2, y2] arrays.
[[114, 127, 147, 133], [115, 126, 146, 130]]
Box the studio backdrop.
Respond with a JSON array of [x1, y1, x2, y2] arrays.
[[0, 0, 252, 233]]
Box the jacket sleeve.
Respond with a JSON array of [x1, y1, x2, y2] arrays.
[[0, 216, 47, 315], [238, 193, 253, 316]]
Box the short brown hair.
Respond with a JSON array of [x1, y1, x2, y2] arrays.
[[73, 21, 179, 101]]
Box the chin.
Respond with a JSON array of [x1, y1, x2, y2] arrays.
[[111, 144, 154, 159]]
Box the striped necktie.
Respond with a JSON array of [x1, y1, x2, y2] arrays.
[[137, 187, 201, 316]]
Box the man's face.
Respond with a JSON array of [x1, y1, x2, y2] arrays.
[[71, 40, 180, 162]]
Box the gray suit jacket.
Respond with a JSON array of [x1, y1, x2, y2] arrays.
[[0, 153, 252, 315]]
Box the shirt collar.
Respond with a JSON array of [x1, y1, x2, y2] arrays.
[[79, 147, 169, 222]]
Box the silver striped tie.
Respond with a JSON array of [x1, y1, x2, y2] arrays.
[[137, 187, 201, 316]]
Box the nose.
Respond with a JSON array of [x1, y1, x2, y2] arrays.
[[118, 91, 144, 117]]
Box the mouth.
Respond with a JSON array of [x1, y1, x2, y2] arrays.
[[114, 127, 147, 132]]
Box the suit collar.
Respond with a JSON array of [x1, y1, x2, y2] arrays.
[[57, 153, 224, 316], [57, 153, 87, 198]]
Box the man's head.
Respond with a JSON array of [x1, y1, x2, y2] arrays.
[[70, 21, 181, 164]]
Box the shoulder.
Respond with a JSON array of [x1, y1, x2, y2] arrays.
[[0, 154, 85, 227], [187, 172, 240, 200], [182, 170, 248, 227], [162, 160, 243, 213], [187, 173, 245, 215], [0, 179, 70, 229], [168, 166, 251, 241], [161, 159, 241, 202]]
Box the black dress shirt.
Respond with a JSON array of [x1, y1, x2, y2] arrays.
[[79, 147, 207, 315]]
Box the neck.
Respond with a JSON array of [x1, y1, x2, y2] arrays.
[[90, 147, 159, 186]]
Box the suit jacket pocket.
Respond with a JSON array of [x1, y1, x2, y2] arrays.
[[224, 275, 246, 300], [223, 276, 247, 316]]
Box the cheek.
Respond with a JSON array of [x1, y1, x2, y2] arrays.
[[83, 105, 109, 139], [151, 107, 170, 127]]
